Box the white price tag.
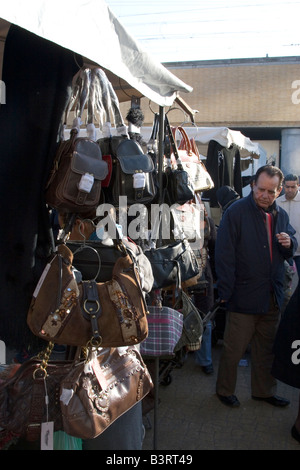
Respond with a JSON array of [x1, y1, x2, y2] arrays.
[[133, 172, 145, 189], [78, 173, 94, 192], [41, 422, 54, 450]]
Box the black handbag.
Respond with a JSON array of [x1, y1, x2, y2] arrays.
[[144, 238, 200, 290], [99, 137, 157, 206], [66, 237, 154, 293], [163, 116, 194, 205]]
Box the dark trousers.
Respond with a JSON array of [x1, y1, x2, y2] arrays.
[[216, 296, 281, 397]]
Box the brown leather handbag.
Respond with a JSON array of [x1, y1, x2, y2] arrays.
[[0, 343, 71, 442], [45, 128, 109, 213], [27, 244, 149, 347], [60, 346, 153, 439], [0, 343, 153, 442]]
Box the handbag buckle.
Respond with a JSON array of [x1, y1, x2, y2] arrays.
[[83, 298, 100, 315], [87, 336, 103, 348]]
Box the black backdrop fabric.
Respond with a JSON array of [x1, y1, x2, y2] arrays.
[[0, 25, 80, 350]]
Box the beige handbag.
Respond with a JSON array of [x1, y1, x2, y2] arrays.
[[172, 126, 214, 191]]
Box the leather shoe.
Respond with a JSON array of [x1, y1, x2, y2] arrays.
[[217, 394, 240, 407], [291, 425, 300, 443], [251, 395, 290, 407], [202, 364, 214, 375]]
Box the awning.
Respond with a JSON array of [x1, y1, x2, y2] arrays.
[[0, 0, 192, 106], [192, 127, 263, 158], [140, 125, 264, 159]]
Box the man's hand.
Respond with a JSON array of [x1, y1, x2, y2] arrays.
[[276, 232, 291, 248]]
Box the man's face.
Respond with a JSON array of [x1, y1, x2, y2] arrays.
[[283, 180, 299, 201], [252, 172, 282, 210]]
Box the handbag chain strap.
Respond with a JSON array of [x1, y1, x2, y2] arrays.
[[33, 341, 55, 379]]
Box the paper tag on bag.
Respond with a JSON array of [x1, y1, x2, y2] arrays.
[[133, 172, 146, 189], [41, 422, 54, 450], [78, 173, 94, 193]]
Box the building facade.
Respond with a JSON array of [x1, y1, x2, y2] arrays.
[[121, 56, 300, 176]]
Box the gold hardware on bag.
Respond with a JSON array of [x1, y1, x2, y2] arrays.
[[83, 299, 100, 314], [33, 341, 54, 379], [86, 336, 103, 349]]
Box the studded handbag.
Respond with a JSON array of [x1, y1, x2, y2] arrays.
[[27, 243, 149, 348], [0, 342, 153, 443]]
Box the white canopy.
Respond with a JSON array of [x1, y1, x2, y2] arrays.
[[0, 0, 192, 106], [193, 126, 263, 158], [141, 126, 264, 158]]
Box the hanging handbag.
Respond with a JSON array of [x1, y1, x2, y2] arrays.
[[170, 202, 202, 243], [145, 205, 201, 290], [140, 305, 183, 357], [99, 137, 157, 206], [45, 128, 109, 213], [0, 343, 72, 443], [66, 236, 154, 293], [0, 342, 153, 442], [163, 116, 194, 205], [173, 126, 214, 191], [46, 68, 113, 213], [144, 237, 200, 290], [173, 290, 204, 352], [27, 244, 149, 347], [60, 345, 153, 439]]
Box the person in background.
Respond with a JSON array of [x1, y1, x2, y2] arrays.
[[215, 165, 297, 407], [216, 185, 247, 360], [276, 174, 300, 276], [191, 208, 217, 374]]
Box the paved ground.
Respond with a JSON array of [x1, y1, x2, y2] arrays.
[[142, 342, 300, 451]]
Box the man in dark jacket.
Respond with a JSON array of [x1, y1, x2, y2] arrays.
[[215, 165, 297, 407]]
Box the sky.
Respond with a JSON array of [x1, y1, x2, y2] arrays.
[[105, 0, 300, 63]]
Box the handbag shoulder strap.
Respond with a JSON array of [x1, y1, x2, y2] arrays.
[[190, 137, 200, 159], [91, 68, 127, 131], [173, 126, 193, 155], [150, 113, 159, 141], [165, 115, 183, 168]]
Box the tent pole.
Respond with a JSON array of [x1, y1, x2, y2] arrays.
[[158, 106, 165, 207], [152, 106, 165, 451]]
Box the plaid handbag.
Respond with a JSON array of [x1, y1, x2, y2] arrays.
[[140, 306, 183, 357]]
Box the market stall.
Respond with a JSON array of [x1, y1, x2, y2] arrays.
[[0, 0, 192, 350], [0, 1, 198, 452]]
